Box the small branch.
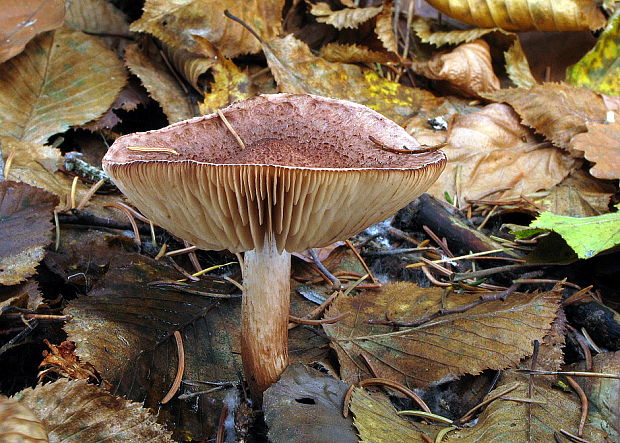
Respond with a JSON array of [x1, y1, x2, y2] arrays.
[[217, 109, 246, 150], [457, 383, 520, 424]]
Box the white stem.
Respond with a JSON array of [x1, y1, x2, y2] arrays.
[[241, 238, 290, 397]]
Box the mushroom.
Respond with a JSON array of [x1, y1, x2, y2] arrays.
[[102, 93, 446, 397]]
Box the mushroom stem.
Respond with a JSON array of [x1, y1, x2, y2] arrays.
[[241, 238, 290, 398]]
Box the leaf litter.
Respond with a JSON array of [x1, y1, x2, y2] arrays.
[[1, 0, 620, 442]]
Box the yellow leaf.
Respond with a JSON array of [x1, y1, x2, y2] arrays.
[[567, 8, 620, 95], [310, 2, 382, 30], [424, 0, 606, 32], [0, 27, 126, 143], [199, 57, 255, 115], [319, 43, 398, 64], [262, 34, 437, 124]]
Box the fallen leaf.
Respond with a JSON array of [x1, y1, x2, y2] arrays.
[[0, 280, 44, 310], [131, 0, 284, 58], [411, 39, 500, 97], [163, 43, 216, 91], [263, 364, 358, 443], [262, 34, 439, 124], [13, 379, 173, 442], [350, 387, 438, 443], [571, 121, 620, 180], [0, 27, 126, 143], [199, 56, 256, 116], [64, 255, 243, 440], [319, 42, 398, 64], [483, 83, 607, 150], [64, 0, 130, 37], [567, 8, 620, 95], [38, 340, 100, 383], [323, 281, 561, 387], [424, 0, 606, 31], [411, 16, 536, 88], [427, 103, 576, 206], [310, 2, 382, 30], [0, 396, 48, 442], [81, 81, 150, 131], [0, 181, 58, 285], [575, 351, 620, 439], [537, 169, 614, 217], [445, 375, 610, 442], [0, 0, 65, 63], [124, 43, 195, 123], [521, 211, 620, 258]]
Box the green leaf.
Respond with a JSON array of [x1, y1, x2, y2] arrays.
[[528, 211, 620, 258], [566, 8, 620, 95]]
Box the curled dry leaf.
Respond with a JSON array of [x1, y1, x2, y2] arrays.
[[427, 103, 576, 206], [537, 170, 614, 218], [483, 83, 607, 150], [39, 340, 100, 383], [163, 43, 216, 91], [262, 34, 438, 124], [323, 281, 562, 387], [411, 39, 500, 97], [263, 364, 358, 443], [0, 396, 48, 443], [571, 121, 620, 180], [13, 379, 173, 442], [64, 0, 130, 37], [310, 2, 383, 30], [0, 181, 58, 285], [412, 16, 536, 88], [0, 0, 64, 63], [131, 0, 284, 58], [124, 43, 195, 123], [424, 0, 606, 31], [567, 8, 620, 95], [320, 42, 398, 64], [0, 27, 126, 143]]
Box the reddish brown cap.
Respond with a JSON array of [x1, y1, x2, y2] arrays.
[[102, 93, 446, 252]]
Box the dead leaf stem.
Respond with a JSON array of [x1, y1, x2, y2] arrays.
[[565, 376, 588, 437], [457, 383, 521, 424]]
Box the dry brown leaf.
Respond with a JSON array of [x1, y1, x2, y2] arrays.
[[483, 83, 607, 150], [14, 379, 173, 442], [0, 396, 48, 442], [424, 0, 606, 31], [571, 121, 620, 180], [199, 56, 256, 116], [0, 27, 126, 143], [412, 39, 500, 97], [537, 169, 614, 217], [39, 340, 100, 383], [262, 34, 438, 124], [124, 43, 195, 123], [323, 282, 561, 387], [427, 103, 576, 206], [310, 2, 382, 29], [0, 182, 58, 286], [445, 375, 611, 442], [374, 4, 398, 54], [412, 17, 536, 88], [81, 82, 149, 131], [163, 43, 216, 91], [0, 0, 65, 63], [64, 0, 130, 36], [131, 0, 284, 58], [320, 42, 398, 64]]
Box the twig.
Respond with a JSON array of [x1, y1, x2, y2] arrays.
[[76, 179, 105, 210], [422, 225, 454, 258], [559, 429, 592, 443], [288, 290, 341, 330], [308, 248, 342, 289], [358, 378, 431, 413], [363, 247, 436, 256], [0, 320, 39, 356], [160, 331, 185, 404], [567, 325, 592, 370], [184, 240, 202, 273], [165, 245, 198, 257], [457, 383, 520, 424], [288, 312, 349, 325], [103, 203, 141, 245], [562, 286, 594, 307], [406, 249, 507, 269], [452, 264, 541, 281], [565, 376, 588, 437], [515, 370, 620, 379], [217, 109, 246, 150], [345, 239, 378, 283], [421, 265, 452, 287]]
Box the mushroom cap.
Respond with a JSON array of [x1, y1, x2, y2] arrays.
[[102, 93, 446, 253]]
